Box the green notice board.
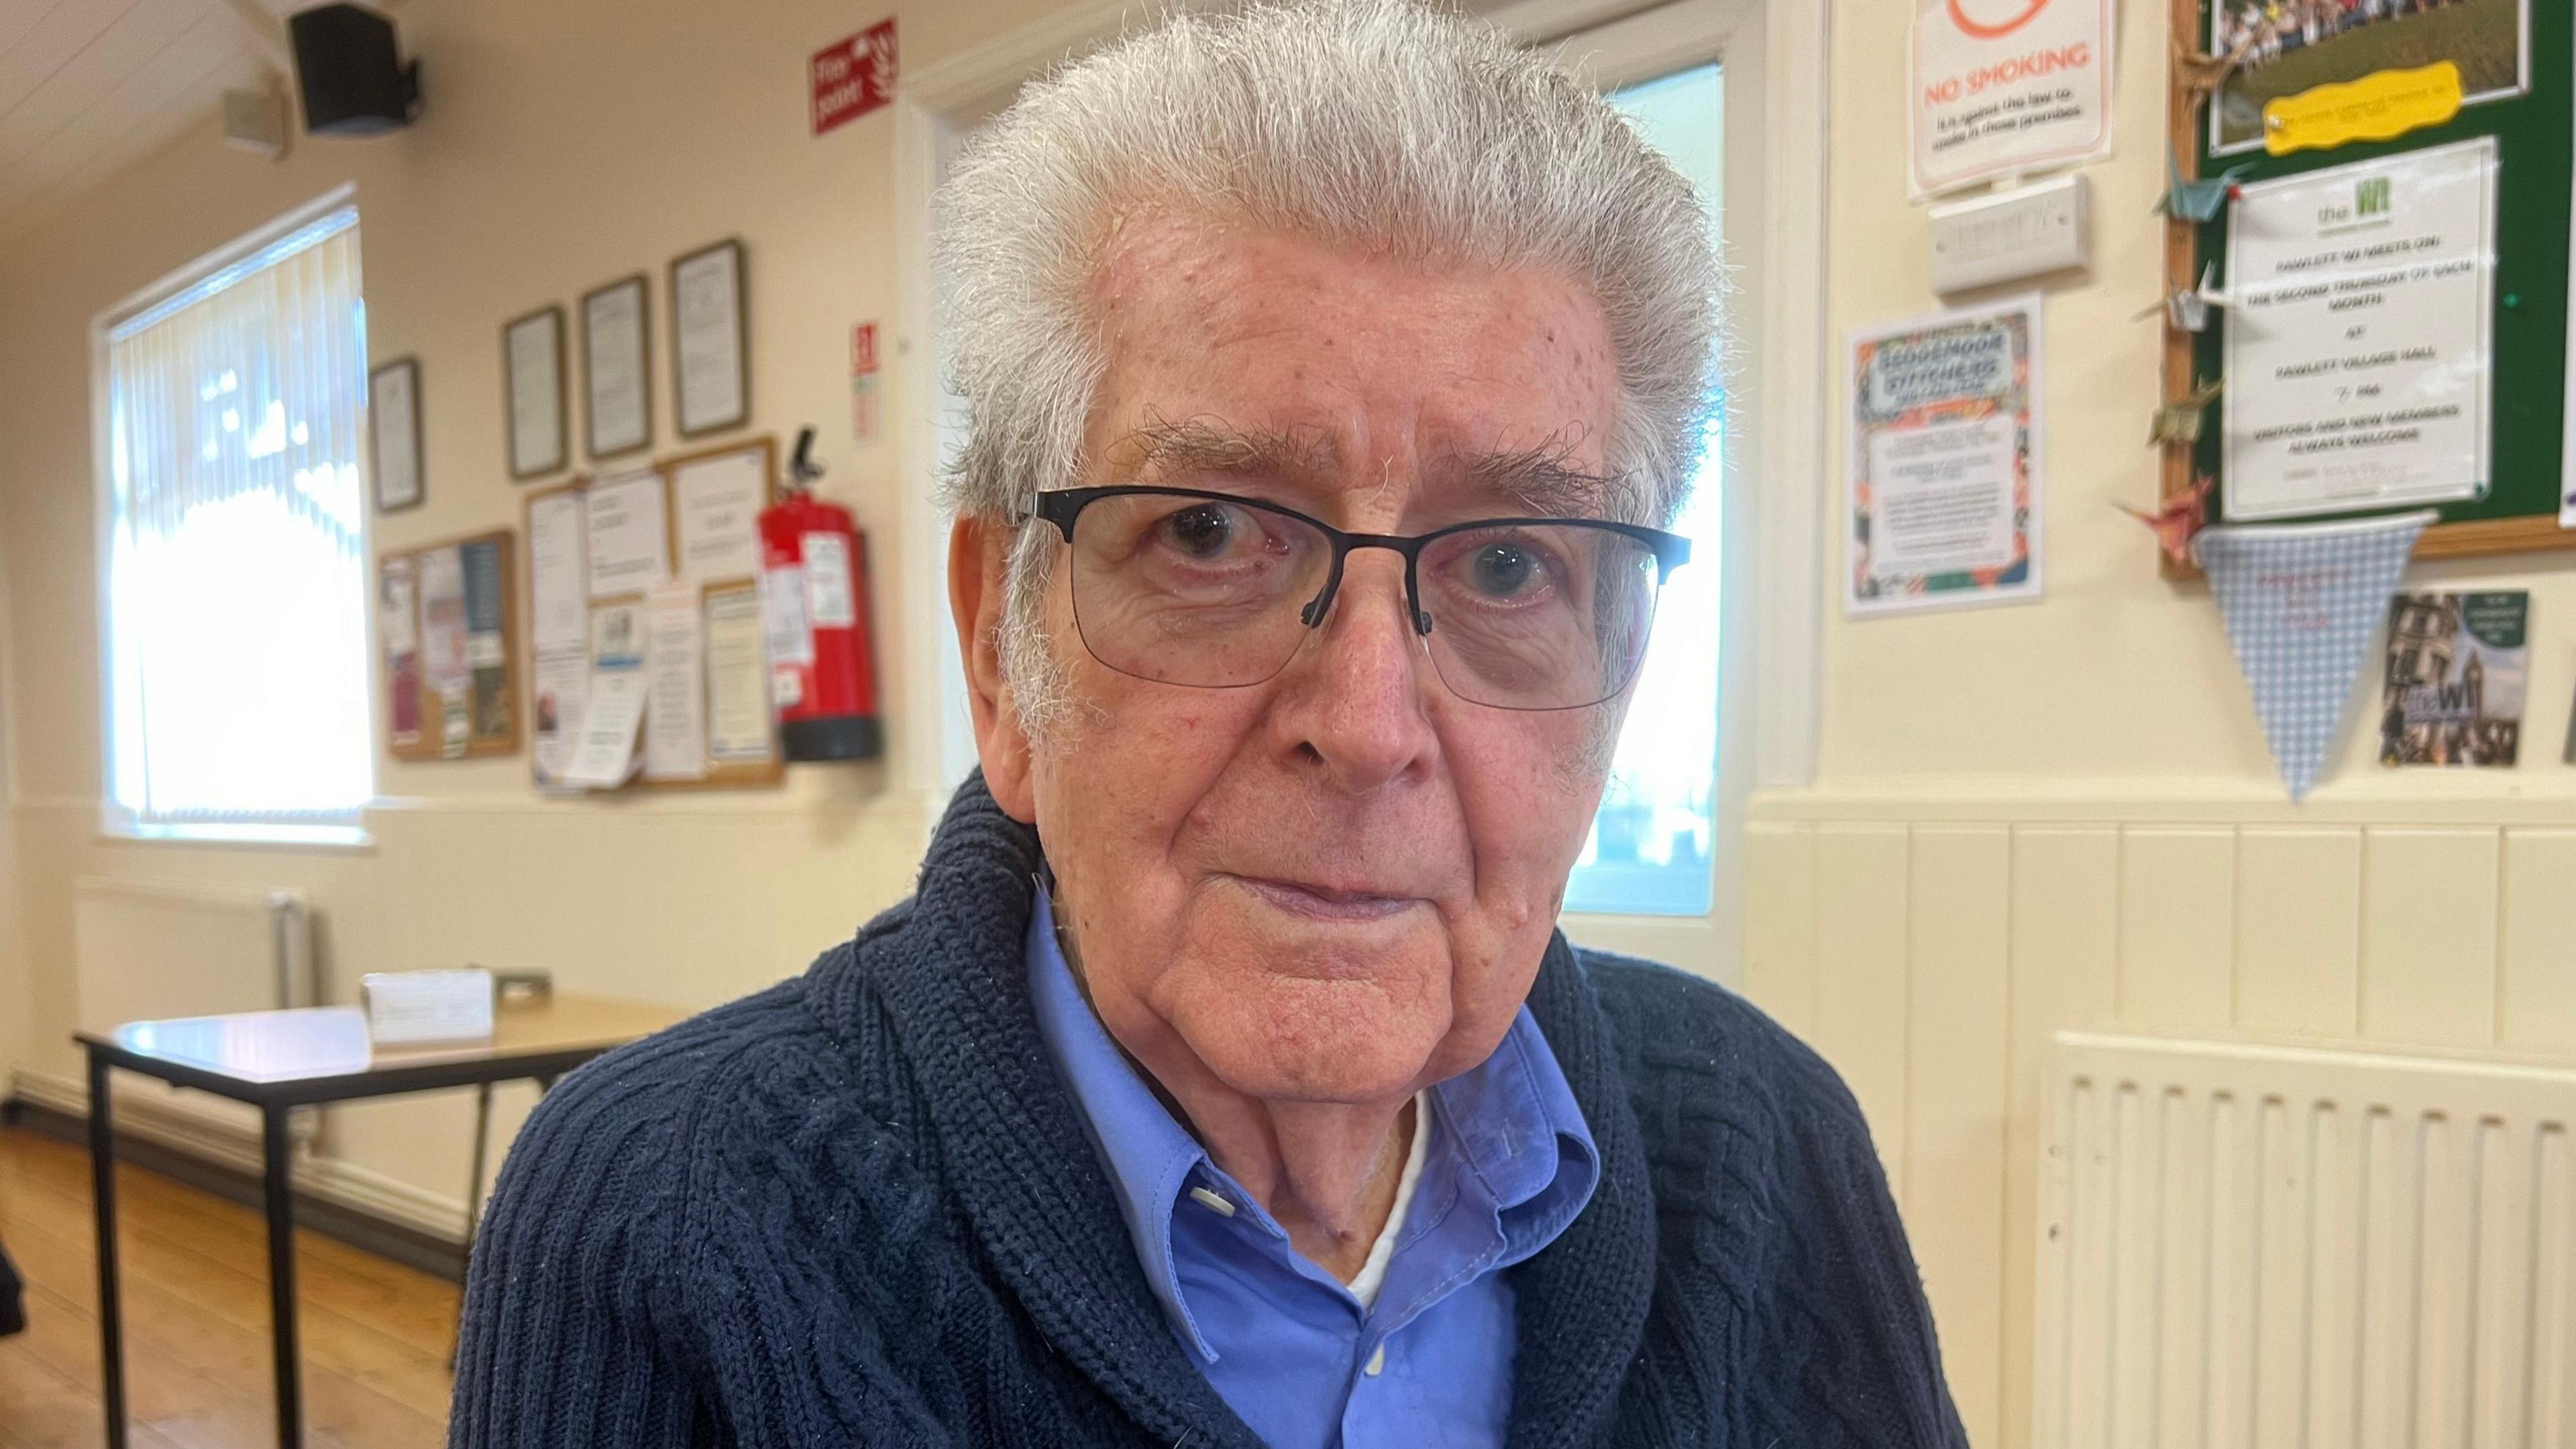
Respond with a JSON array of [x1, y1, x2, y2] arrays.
[[2188, 0, 2571, 549]]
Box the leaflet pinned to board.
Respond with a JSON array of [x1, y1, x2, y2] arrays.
[[1846, 294, 2045, 614], [705, 587, 774, 763], [672, 448, 766, 584], [644, 583, 710, 782], [2222, 138, 2496, 522], [586, 469, 671, 598], [557, 600, 647, 789]]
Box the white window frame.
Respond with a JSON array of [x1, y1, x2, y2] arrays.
[[90, 184, 378, 849], [1527, 0, 1821, 987], [891, 0, 1825, 982]]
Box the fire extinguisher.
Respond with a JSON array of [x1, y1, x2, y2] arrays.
[[758, 429, 883, 761]]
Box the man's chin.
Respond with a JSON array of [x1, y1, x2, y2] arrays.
[[1183, 989, 1445, 1106]]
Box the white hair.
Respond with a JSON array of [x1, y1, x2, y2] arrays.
[[935, 0, 1723, 736]]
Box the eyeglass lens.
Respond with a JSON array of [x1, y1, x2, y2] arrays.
[[1060, 492, 1662, 710]]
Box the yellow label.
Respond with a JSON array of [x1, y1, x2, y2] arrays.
[[2263, 62, 2464, 156]]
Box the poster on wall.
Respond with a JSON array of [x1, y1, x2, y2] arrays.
[[2379, 590, 2526, 767], [2221, 138, 2496, 522], [1845, 293, 2045, 615], [1909, 0, 2114, 199]]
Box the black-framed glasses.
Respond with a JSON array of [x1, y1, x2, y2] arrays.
[[1030, 486, 1689, 711]]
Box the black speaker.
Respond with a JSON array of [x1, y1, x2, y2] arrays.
[[289, 4, 420, 136]]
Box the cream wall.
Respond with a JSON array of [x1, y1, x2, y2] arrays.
[[1748, 1, 2576, 1446], [0, 0, 1069, 1232]]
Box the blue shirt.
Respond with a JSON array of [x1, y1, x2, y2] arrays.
[[1025, 883, 1600, 1449]]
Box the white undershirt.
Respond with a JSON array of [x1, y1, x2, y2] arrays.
[[1342, 1090, 1432, 1312]]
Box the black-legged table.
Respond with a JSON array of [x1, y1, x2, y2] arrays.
[[76, 994, 679, 1448]]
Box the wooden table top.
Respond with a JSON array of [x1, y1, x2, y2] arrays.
[[76, 992, 685, 1086]]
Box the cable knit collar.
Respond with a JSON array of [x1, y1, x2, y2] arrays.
[[804, 773, 1658, 1448]]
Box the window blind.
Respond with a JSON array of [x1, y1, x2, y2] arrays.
[[103, 206, 373, 839]]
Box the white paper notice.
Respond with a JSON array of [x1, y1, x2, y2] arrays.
[[559, 669, 645, 788], [529, 490, 588, 653], [704, 588, 773, 763], [644, 583, 708, 781], [761, 564, 812, 666], [673, 449, 765, 583], [419, 546, 470, 696], [2223, 138, 2496, 522], [586, 470, 671, 598], [380, 559, 419, 654], [1866, 417, 2017, 574], [532, 648, 589, 784], [1909, 0, 2113, 199]]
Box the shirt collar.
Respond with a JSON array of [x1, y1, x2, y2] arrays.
[[1024, 879, 1226, 1359], [1024, 879, 1599, 1353]]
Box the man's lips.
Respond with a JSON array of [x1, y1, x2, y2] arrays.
[[1226, 873, 1423, 923]]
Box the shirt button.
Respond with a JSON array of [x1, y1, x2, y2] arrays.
[[1364, 1344, 1387, 1377], [1187, 1185, 1236, 1218]]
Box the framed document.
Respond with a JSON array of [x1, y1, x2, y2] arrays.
[[504, 305, 568, 480], [671, 238, 749, 437], [369, 356, 424, 513], [581, 275, 652, 460]]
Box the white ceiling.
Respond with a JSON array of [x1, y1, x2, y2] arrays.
[[0, 0, 277, 244]]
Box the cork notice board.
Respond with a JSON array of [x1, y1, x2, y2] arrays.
[[380, 529, 523, 761], [523, 435, 784, 791], [2161, 0, 2573, 568]]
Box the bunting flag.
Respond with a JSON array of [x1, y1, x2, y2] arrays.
[[2194, 510, 2434, 800]]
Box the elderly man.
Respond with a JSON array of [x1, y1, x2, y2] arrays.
[[451, 1, 1964, 1444]]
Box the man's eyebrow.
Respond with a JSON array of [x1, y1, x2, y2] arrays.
[[1108, 416, 1337, 485], [1103, 416, 1637, 521], [1466, 443, 1629, 521]]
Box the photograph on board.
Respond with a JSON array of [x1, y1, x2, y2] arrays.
[[2210, 0, 2528, 154]]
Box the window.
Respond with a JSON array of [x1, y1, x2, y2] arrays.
[[100, 199, 374, 843], [1565, 61, 1727, 918]]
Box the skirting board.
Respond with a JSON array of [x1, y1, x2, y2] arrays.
[[5, 1069, 470, 1283]]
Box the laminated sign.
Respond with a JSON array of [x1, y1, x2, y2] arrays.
[[1910, 0, 2114, 199]]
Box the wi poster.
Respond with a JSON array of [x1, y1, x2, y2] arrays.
[[1846, 294, 2045, 615], [2380, 590, 2527, 767], [2222, 138, 2496, 521]]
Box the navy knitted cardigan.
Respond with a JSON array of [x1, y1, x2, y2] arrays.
[[449, 777, 1967, 1448]]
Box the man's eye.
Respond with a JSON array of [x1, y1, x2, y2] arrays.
[[1161, 505, 1238, 559], [1470, 542, 1541, 598]]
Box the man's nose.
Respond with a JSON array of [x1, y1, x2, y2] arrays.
[[1270, 549, 1439, 794]]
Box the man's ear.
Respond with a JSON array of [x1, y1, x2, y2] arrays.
[[948, 515, 1039, 822]]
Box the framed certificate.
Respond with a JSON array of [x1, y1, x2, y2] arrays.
[[581, 274, 652, 460], [671, 238, 749, 437], [503, 305, 568, 480], [369, 356, 424, 513]]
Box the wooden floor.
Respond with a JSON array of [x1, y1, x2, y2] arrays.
[[0, 1126, 455, 1448]]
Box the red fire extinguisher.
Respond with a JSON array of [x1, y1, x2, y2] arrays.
[[758, 429, 883, 760]]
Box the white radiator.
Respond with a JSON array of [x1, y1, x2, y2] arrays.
[[73, 877, 320, 1152], [2033, 1032, 2576, 1449]]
